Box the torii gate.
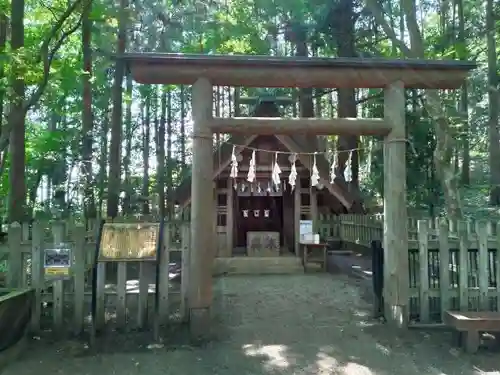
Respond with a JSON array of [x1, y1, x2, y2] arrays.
[[118, 53, 475, 337]]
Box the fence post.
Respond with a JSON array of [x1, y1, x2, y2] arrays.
[[438, 218, 450, 320], [476, 221, 489, 311], [417, 220, 429, 323], [7, 222, 23, 288], [157, 222, 170, 325], [73, 224, 86, 335], [458, 221, 469, 312], [371, 240, 384, 318], [50, 221, 66, 335], [180, 223, 190, 322], [496, 220, 500, 312], [30, 221, 44, 333]]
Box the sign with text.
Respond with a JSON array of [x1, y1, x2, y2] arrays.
[[99, 222, 160, 261], [44, 246, 72, 277], [299, 220, 314, 243]]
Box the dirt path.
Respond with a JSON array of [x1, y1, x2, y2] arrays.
[[3, 274, 499, 375]]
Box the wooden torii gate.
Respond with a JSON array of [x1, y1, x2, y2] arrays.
[[118, 53, 475, 337]]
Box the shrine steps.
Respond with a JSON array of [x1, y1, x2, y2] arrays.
[[213, 256, 304, 275]]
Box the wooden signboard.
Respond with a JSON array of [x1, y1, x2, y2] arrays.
[[98, 222, 160, 261], [44, 246, 72, 277]]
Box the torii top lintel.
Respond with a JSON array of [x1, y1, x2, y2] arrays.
[[115, 53, 476, 89]]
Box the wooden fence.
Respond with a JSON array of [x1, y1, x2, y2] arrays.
[[0, 218, 189, 336], [4, 214, 499, 331], [328, 214, 500, 324]]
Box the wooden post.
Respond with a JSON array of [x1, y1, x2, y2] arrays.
[[310, 187, 318, 233], [294, 183, 300, 256], [7, 222, 22, 288], [180, 223, 190, 321], [73, 224, 86, 335], [30, 221, 44, 333], [189, 77, 214, 338], [226, 178, 234, 256], [51, 221, 65, 335], [383, 81, 409, 328], [159, 222, 171, 321]]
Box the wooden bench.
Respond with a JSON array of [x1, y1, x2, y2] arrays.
[[301, 243, 327, 272], [443, 311, 500, 353]]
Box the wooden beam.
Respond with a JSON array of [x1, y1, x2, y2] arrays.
[[240, 96, 294, 105], [189, 78, 213, 338], [209, 117, 391, 136], [129, 58, 473, 89], [383, 80, 409, 328]]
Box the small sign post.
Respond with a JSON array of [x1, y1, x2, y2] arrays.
[[299, 220, 314, 243], [44, 244, 72, 279]]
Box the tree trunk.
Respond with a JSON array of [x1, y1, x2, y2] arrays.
[[0, 12, 7, 175], [122, 74, 133, 215], [366, 0, 464, 220], [166, 89, 173, 216], [80, 0, 95, 218], [7, 0, 26, 223], [142, 93, 150, 215], [179, 85, 186, 177], [333, 0, 360, 192], [157, 87, 166, 217], [98, 93, 110, 215], [456, 0, 470, 186], [107, 0, 127, 218], [487, 0, 500, 204]]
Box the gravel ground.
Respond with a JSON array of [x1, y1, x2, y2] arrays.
[[3, 274, 500, 375]]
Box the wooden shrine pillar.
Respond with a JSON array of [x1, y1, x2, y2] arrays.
[[294, 176, 301, 256], [226, 177, 234, 256], [310, 187, 318, 232], [189, 77, 214, 337], [383, 81, 409, 328]]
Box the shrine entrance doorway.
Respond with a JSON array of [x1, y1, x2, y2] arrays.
[[235, 195, 283, 255]]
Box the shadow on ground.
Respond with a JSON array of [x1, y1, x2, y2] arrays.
[[3, 274, 499, 375]]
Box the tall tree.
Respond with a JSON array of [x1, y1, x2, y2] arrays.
[[107, 0, 128, 217], [81, 0, 95, 218], [7, 0, 26, 222]]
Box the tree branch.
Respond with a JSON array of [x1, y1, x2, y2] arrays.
[[24, 0, 84, 112], [363, 0, 415, 56], [0, 0, 83, 156]]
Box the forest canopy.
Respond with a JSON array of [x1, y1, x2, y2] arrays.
[[0, 0, 497, 222]]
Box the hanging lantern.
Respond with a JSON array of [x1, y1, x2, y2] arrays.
[[288, 153, 297, 190], [311, 153, 320, 187]]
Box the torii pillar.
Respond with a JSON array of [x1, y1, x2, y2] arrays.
[[189, 78, 214, 337], [383, 81, 409, 327]]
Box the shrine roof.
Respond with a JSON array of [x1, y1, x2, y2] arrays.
[[116, 53, 476, 89]]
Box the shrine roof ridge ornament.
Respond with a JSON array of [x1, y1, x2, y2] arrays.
[[114, 52, 477, 89]]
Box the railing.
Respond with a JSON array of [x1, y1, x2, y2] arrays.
[[0, 217, 189, 335], [319, 214, 500, 325]]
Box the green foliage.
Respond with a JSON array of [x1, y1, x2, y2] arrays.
[[0, 0, 495, 219]]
